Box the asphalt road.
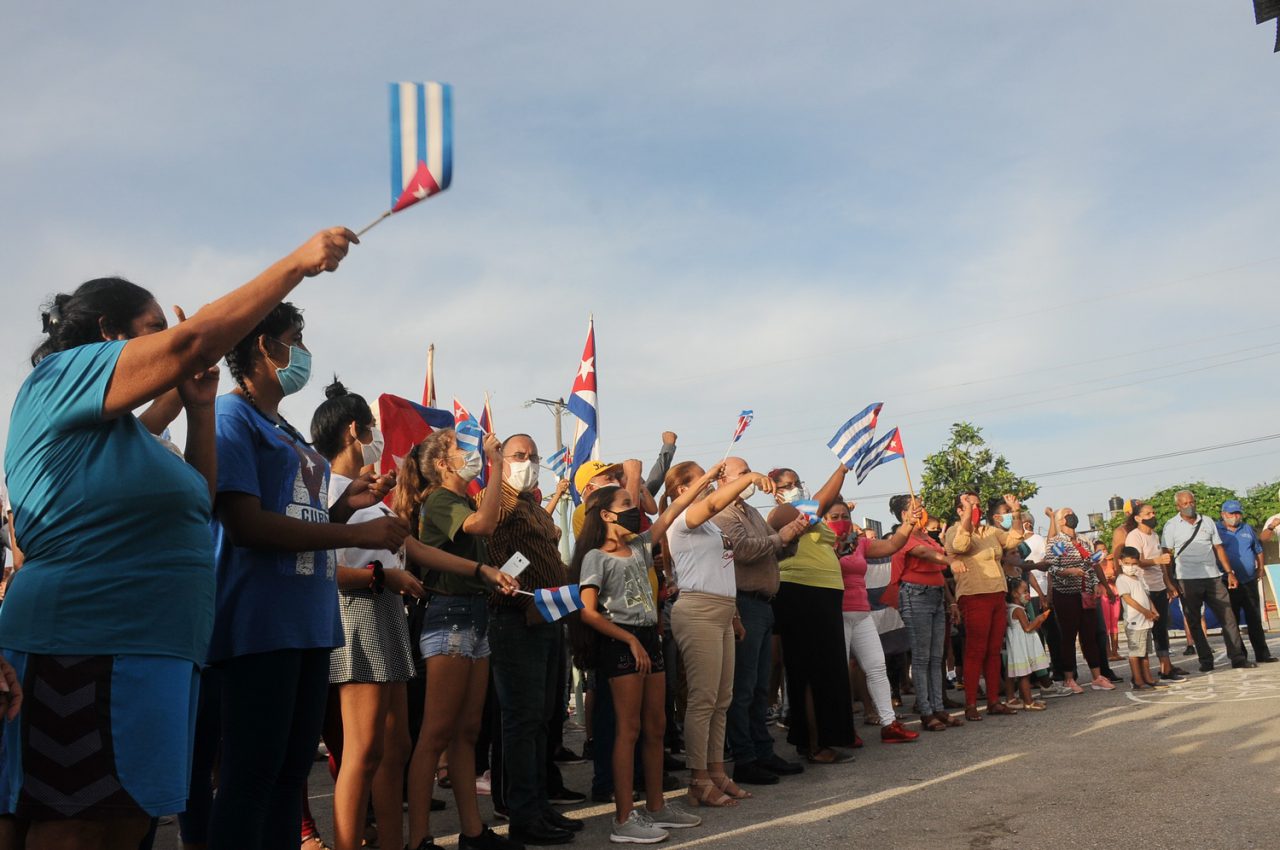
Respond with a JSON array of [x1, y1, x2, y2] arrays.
[[155, 634, 1280, 849]]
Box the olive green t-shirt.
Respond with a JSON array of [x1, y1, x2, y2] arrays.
[[418, 488, 487, 595]]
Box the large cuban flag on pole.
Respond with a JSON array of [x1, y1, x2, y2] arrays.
[[567, 317, 600, 505]]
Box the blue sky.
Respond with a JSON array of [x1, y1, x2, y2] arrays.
[[3, 2, 1279, 530]]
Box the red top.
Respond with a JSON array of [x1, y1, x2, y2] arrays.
[[893, 531, 947, 587]]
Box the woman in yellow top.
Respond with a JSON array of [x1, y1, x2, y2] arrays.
[[944, 492, 1024, 722], [767, 465, 857, 764]]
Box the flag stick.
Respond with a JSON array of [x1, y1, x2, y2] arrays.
[[356, 210, 393, 238], [900, 455, 917, 502], [512, 589, 536, 597], [422, 344, 436, 408]]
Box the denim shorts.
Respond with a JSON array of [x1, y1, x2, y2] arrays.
[[418, 595, 491, 659]]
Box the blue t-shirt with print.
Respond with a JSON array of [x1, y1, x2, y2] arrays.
[[208, 393, 342, 663], [0, 341, 215, 663]]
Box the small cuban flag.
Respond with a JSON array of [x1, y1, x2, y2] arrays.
[[547, 446, 571, 479], [732, 410, 754, 443], [454, 416, 484, 456], [793, 499, 822, 525], [533, 585, 585, 623], [357, 82, 454, 237], [829, 402, 884, 471], [854, 427, 904, 485]]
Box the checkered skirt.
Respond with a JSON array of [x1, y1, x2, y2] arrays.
[[329, 588, 416, 684]]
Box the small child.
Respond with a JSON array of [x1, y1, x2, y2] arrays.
[[1115, 546, 1169, 690], [1004, 579, 1052, 711]]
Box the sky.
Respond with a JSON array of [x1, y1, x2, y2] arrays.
[[3, 2, 1279, 533]]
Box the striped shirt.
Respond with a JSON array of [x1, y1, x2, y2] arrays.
[[477, 484, 568, 624]]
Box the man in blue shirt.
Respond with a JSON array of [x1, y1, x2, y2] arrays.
[[1216, 499, 1276, 664], [1161, 490, 1252, 672]]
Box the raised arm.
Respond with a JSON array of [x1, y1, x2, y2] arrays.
[[813, 465, 850, 516], [462, 435, 506, 536], [102, 228, 356, 420], [645, 433, 678, 497], [866, 502, 922, 559], [685, 466, 774, 529]]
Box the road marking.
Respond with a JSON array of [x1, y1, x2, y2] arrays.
[[664, 753, 1025, 848]]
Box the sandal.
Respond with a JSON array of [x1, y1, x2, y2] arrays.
[[932, 711, 964, 728], [964, 706, 983, 722], [987, 702, 1018, 715], [436, 766, 452, 790], [686, 779, 738, 808], [923, 716, 948, 732], [1024, 700, 1047, 711], [710, 773, 752, 799]]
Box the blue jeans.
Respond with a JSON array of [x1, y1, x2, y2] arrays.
[[489, 607, 559, 828], [898, 583, 946, 716], [726, 593, 777, 766]]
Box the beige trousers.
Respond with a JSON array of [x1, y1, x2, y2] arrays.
[[670, 591, 736, 771]]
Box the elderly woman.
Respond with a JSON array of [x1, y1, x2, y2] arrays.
[[944, 492, 1024, 722], [0, 229, 356, 848], [1045, 508, 1113, 693], [768, 465, 859, 764]]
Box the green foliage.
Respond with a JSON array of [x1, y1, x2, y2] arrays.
[[919, 423, 1038, 524], [1099, 480, 1280, 548]]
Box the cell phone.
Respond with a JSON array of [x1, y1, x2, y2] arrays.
[[501, 552, 530, 578]]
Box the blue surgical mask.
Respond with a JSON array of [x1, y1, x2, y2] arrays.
[[1000, 513, 1014, 530], [273, 342, 312, 396]]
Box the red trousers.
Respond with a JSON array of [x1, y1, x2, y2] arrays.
[[958, 591, 1006, 708]]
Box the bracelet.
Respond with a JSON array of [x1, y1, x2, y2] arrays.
[[369, 560, 386, 594], [473, 562, 486, 580]]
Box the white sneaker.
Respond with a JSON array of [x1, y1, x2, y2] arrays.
[[611, 810, 669, 844], [475, 769, 491, 796], [645, 802, 701, 829]]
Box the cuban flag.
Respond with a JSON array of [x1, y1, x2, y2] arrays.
[[377, 393, 455, 479], [533, 585, 585, 623], [389, 82, 453, 213], [567, 318, 600, 505], [854, 427, 904, 485], [829, 402, 884, 470], [732, 409, 754, 443], [547, 446, 570, 479], [793, 499, 822, 525]]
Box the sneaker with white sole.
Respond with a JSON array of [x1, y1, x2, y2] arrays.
[[611, 810, 669, 844], [644, 802, 701, 829], [1039, 683, 1074, 698], [1089, 677, 1116, 691]]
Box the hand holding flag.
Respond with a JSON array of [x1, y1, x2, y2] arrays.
[[719, 409, 755, 462]]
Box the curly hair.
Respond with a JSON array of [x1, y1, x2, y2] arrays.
[[392, 429, 457, 533]]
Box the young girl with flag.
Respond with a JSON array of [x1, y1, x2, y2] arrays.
[[569, 478, 714, 843]]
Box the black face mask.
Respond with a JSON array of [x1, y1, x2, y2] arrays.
[[612, 507, 644, 534], [1140, 516, 1157, 529], [927, 530, 942, 542], [1063, 514, 1079, 530]]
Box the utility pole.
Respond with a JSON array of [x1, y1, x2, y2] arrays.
[[525, 396, 572, 561]]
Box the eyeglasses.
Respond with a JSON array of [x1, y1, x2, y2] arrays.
[[505, 451, 540, 464]]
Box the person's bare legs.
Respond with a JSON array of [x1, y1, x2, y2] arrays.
[[445, 659, 489, 840], [372, 683, 411, 850], [406, 655, 481, 847], [640, 673, 667, 815], [332, 683, 390, 850], [608, 673, 644, 823]]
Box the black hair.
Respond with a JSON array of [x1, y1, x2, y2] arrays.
[[224, 302, 308, 443], [889, 494, 911, 521], [566, 486, 628, 671], [1119, 546, 1140, 561], [986, 496, 1007, 522], [953, 489, 978, 513], [224, 302, 305, 390], [310, 378, 373, 461], [31, 277, 156, 366], [1006, 577, 1028, 603]]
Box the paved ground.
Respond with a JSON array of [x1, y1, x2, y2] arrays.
[[155, 635, 1280, 849]]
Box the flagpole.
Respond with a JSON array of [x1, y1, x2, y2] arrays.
[[422, 344, 436, 408], [900, 455, 917, 503], [355, 210, 393, 238]]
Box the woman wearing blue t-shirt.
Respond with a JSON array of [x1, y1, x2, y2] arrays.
[[205, 303, 410, 850], [0, 227, 357, 849]]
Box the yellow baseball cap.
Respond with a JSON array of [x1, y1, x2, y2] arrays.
[[574, 460, 622, 495]]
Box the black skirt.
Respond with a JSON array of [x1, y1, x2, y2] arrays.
[[773, 582, 855, 750]]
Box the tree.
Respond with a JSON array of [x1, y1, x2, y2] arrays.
[[919, 423, 1038, 524], [1098, 481, 1241, 549]]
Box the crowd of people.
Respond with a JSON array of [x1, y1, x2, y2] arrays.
[[0, 227, 1273, 850]]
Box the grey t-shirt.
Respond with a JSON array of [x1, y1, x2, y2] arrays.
[[580, 531, 657, 627]]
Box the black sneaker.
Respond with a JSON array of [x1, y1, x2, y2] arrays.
[[459, 829, 525, 850], [552, 746, 585, 765], [1199, 663, 1214, 673], [410, 840, 444, 850], [547, 787, 586, 805], [1159, 671, 1188, 683], [1183, 646, 1197, 656], [1232, 660, 1258, 669]]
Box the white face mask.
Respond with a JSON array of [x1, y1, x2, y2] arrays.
[[1120, 561, 1141, 577], [360, 426, 385, 468], [456, 451, 484, 482], [506, 459, 540, 493], [778, 486, 808, 504]]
